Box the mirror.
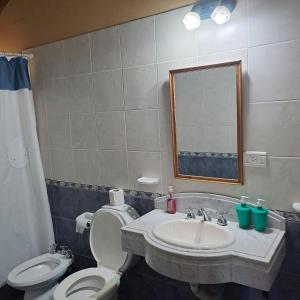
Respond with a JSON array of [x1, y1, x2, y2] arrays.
[[169, 61, 243, 184]]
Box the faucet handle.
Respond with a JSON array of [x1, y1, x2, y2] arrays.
[[217, 211, 228, 226], [186, 207, 196, 219], [197, 208, 204, 216]]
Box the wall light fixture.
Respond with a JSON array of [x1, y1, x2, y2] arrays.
[[183, 0, 236, 30]]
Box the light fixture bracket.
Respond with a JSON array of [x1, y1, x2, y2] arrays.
[[191, 0, 236, 21]]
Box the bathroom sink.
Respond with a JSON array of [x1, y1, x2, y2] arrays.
[[152, 219, 234, 250]]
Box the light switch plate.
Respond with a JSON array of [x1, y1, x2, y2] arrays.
[[243, 151, 267, 167]]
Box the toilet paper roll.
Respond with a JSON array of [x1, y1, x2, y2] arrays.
[[76, 212, 94, 234], [109, 188, 124, 206]]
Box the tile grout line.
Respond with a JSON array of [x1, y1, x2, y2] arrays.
[[154, 14, 164, 194], [118, 24, 130, 189], [249, 99, 300, 105], [87, 33, 102, 184]]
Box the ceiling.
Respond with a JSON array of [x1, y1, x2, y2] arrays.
[[0, 0, 194, 52]]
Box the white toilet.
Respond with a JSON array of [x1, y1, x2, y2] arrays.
[[7, 252, 72, 300], [53, 204, 139, 300]]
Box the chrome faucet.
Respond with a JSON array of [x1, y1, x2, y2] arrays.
[[217, 211, 228, 226], [197, 208, 211, 222], [186, 207, 196, 219]]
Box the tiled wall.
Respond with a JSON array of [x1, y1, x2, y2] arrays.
[[178, 152, 238, 179], [46, 181, 300, 300], [46, 180, 157, 269], [175, 66, 237, 153], [30, 0, 300, 211]]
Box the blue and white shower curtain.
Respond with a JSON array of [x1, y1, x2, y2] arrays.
[[0, 56, 54, 286]]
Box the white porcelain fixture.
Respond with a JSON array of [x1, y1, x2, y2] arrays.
[[137, 177, 159, 185], [53, 204, 139, 300], [292, 202, 300, 213], [153, 219, 235, 250], [7, 253, 72, 300], [121, 193, 286, 291]]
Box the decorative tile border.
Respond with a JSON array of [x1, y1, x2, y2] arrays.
[[178, 151, 238, 158], [45, 179, 162, 200], [276, 210, 300, 223]]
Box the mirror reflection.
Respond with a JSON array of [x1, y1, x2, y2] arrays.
[[170, 61, 243, 184]]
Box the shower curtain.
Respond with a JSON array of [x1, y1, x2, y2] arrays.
[[0, 56, 54, 286]]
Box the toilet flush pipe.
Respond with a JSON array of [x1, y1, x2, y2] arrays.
[[89, 276, 120, 299]]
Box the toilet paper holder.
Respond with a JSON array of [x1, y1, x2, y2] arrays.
[[76, 212, 94, 234]]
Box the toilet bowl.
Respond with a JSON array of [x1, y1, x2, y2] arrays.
[[53, 204, 140, 300], [7, 252, 72, 300]]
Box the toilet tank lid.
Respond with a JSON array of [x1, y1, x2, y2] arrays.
[[89, 208, 129, 271]]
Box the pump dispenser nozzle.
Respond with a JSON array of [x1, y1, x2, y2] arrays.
[[240, 196, 249, 205], [235, 196, 251, 229], [252, 199, 268, 232], [257, 199, 265, 208]]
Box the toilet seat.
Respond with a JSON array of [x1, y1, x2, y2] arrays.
[[54, 205, 139, 300], [7, 253, 72, 290], [53, 266, 120, 300]]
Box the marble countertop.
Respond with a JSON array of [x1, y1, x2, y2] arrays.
[[121, 192, 286, 291], [123, 209, 285, 263]]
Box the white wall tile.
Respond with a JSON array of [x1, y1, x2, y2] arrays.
[[73, 150, 99, 184], [47, 114, 71, 149], [246, 157, 300, 211], [246, 101, 300, 157], [44, 79, 69, 115], [197, 0, 248, 55], [128, 151, 162, 193], [32, 2, 300, 212], [197, 49, 248, 69], [96, 111, 126, 150], [249, 0, 300, 47], [177, 126, 204, 152], [92, 70, 124, 112], [126, 109, 160, 151], [161, 151, 175, 191], [43, 147, 53, 179], [37, 42, 65, 79], [70, 113, 97, 149], [90, 26, 121, 71], [248, 40, 300, 102], [157, 57, 198, 110], [51, 148, 76, 181], [31, 79, 53, 178], [123, 65, 158, 110], [198, 49, 248, 104], [159, 108, 173, 153], [120, 16, 156, 67], [156, 6, 198, 62], [66, 75, 94, 113], [63, 34, 91, 75], [98, 150, 128, 188]]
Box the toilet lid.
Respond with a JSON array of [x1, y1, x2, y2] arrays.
[[90, 209, 127, 271]]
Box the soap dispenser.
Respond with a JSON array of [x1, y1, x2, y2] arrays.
[[235, 196, 251, 229], [252, 199, 268, 232], [166, 186, 176, 214]]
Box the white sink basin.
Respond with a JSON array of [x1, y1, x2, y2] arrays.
[[152, 219, 235, 250]]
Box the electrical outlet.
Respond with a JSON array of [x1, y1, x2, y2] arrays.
[[243, 151, 267, 167]]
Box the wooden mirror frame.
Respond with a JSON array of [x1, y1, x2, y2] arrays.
[[169, 60, 243, 185]]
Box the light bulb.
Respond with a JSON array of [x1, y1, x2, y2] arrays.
[[183, 11, 201, 30], [211, 5, 231, 25]]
